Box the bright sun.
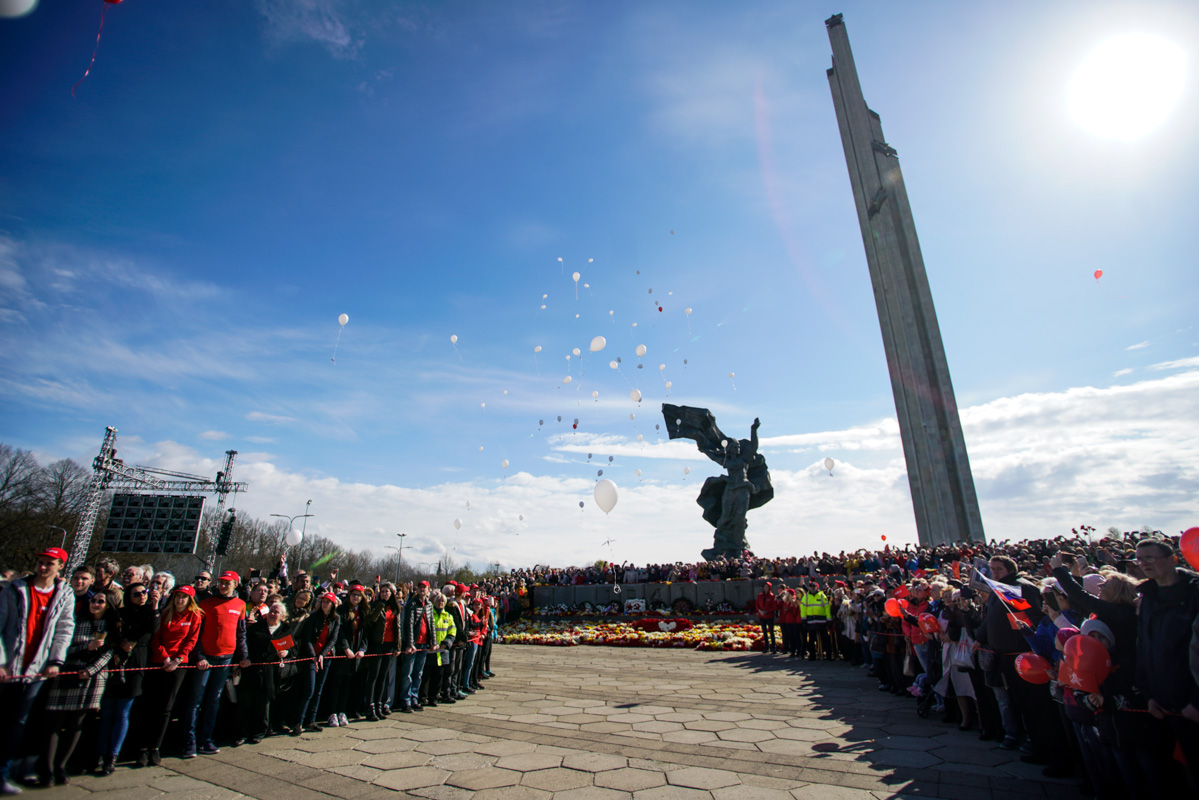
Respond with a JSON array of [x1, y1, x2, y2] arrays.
[[1068, 33, 1187, 141]]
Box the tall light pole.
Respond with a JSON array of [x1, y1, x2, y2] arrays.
[[46, 525, 69, 549], [396, 532, 407, 573], [383, 546, 400, 584], [271, 506, 314, 571]]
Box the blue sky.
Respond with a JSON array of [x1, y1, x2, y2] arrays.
[[1, 1, 1196, 571]]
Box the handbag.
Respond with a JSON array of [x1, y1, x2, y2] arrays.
[[903, 650, 917, 677], [949, 633, 977, 670]]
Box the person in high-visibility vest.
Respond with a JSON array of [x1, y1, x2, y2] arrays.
[[427, 592, 457, 706], [800, 581, 832, 660]]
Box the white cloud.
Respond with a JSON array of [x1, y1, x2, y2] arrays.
[[1113, 368, 1133, 378], [198, 431, 228, 441], [245, 436, 278, 444], [245, 411, 296, 424], [254, 0, 359, 58], [1150, 356, 1199, 371], [1125, 341, 1149, 351], [116, 369, 1199, 569]]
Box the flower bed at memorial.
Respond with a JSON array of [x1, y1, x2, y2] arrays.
[[498, 619, 763, 651]]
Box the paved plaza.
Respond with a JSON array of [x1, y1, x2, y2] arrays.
[[38, 645, 1082, 800]]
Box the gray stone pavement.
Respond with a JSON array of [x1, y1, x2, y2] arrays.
[[34, 646, 1083, 799]]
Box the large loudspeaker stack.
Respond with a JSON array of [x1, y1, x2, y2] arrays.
[[101, 493, 205, 554]]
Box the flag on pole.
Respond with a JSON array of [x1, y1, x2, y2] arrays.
[[978, 573, 1034, 629]]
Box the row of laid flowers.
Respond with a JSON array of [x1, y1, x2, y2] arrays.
[[498, 619, 764, 651], [533, 599, 745, 617]]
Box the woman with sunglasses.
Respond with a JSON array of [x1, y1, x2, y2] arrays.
[[364, 582, 402, 719], [93, 581, 157, 774], [36, 588, 122, 785], [131, 585, 202, 767]]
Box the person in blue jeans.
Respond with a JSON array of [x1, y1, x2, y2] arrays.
[[294, 594, 341, 732], [398, 581, 434, 712], [182, 571, 248, 757]]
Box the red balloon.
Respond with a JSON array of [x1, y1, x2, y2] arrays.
[[105, 0, 123, 4], [918, 613, 941, 635], [1180, 527, 1199, 571], [1016, 652, 1052, 684], [1062, 634, 1112, 694], [572, 423, 578, 429], [880, 535, 887, 542], [1093, 269, 1103, 280], [884, 598, 903, 618]]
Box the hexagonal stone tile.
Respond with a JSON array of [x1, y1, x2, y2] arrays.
[[432, 753, 498, 771], [474, 787, 552, 800], [564, 699, 607, 708], [715, 728, 774, 743], [373, 766, 451, 791], [561, 753, 628, 773], [402, 728, 461, 741], [713, 786, 794, 800], [703, 712, 752, 722], [595, 768, 667, 792], [556, 789, 633, 800], [682, 720, 737, 732], [756, 740, 815, 756], [872, 735, 937, 751], [773, 727, 832, 741], [417, 739, 478, 755], [739, 719, 789, 731], [560, 714, 608, 725], [661, 731, 719, 745], [300, 750, 372, 769], [666, 767, 739, 790], [631, 787, 711, 799], [476, 741, 539, 757], [354, 736, 421, 754], [654, 712, 704, 723], [581, 722, 631, 733], [631, 721, 684, 734], [362, 750, 433, 769], [495, 753, 564, 772], [446, 767, 523, 791], [521, 767, 594, 792], [509, 714, 559, 725]]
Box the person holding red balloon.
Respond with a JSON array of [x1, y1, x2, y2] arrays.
[[1132, 537, 1199, 789]]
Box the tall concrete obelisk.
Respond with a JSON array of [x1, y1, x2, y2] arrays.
[[825, 14, 985, 547]]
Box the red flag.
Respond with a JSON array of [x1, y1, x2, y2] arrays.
[[271, 635, 295, 652]]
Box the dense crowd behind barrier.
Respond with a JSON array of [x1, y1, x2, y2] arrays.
[[0, 526, 1196, 799]]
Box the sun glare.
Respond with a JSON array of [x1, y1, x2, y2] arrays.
[[1067, 33, 1187, 141]]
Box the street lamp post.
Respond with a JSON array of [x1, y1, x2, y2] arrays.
[[46, 525, 69, 549], [396, 533, 407, 576], [270, 505, 314, 572], [383, 545, 400, 584]]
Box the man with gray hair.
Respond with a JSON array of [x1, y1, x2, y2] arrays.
[[150, 571, 175, 610]]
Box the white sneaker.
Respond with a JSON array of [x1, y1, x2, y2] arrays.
[[338, 713, 349, 726], [326, 714, 339, 728]]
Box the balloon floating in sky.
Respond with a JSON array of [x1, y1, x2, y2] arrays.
[[683, 467, 690, 475], [534, 345, 542, 352], [609, 360, 618, 369], [572, 347, 581, 357], [636, 434, 643, 441], [636, 344, 647, 358], [563, 376, 572, 384], [339, 314, 349, 326], [579, 501, 585, 509], [590, 336, 607, 352], [453, 518, 462, 530], [1094, 269, 1103, 280], [824, 457, 835, 474], [630, 389, 642, 403], [450, 334, 458, 344], [594, 479, 619, 514], [286, 528, 303, 547], [635, 469, 642, 476], [597, 469, 603, 476], [501, 459, 509, 470], [592, 390, 599, 399], [332, 313, 350, 363]]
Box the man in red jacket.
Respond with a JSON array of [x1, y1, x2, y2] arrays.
[[181, 571, 248, 757], [755, 582, 779, 654]]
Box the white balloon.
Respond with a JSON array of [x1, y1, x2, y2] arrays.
[[592, 390, 599, 398], [543, 294, 548, 299], [566, 355, 571, 361], [478, 446, 484, 452], [450, 334, 458, 344], [502, 459, 510, 469], [664, 381, 672, 389], [824, 457, 835, 471], [721, 439, 728, 447], [563, 376, 572, 384], [466, 500, 471, 508], [285, 528, 303, 547], [540, 304, 546, 309], [635, 344, 647, 357], [636, 434, 643, 442], [453, 518, 462, 530], [338, 313, 349, 326], [630, 389, 642, 402], [590, 336, 606, 352], [572, 347, 581, 356], [629, 413, 635, 420], [729, 372, 735, 378], [584, 283, 590, 288], [572, 271, 580, 282], [609, 360, 618, 369], [594, 478, 619, 514], [635, 469, 642, 476], [683, 467, 690, 475], [684, 308, 692, 315], [659, 364, 666, 371], [609, 310, 614, 317], [557, 257, 563, 262], [631, 322, 637, 327], [534, 345, 542, 353], [519, 515, 524, 521], [588, 258, 593, 262]]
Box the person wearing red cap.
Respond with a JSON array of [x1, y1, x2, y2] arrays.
[[0, 547, 76, 794], [131, 585, 201, 767], [755, 581, 779, 654], [397, 581, 435, 712], [441, 583, 470, 701], [181, 571, 248, 757], [293, 593, 341, 732]]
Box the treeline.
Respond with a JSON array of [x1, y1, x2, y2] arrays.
[[0, 444, 483, 585]]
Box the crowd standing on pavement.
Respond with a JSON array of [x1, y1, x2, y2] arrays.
[[1, 528, 1196, 799], [0, 549, 505, 793]]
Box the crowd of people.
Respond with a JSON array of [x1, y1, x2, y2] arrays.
[[0, 549, 508, 793], [749, 531, 1199, 797], [1, 529, 1196, 798]]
